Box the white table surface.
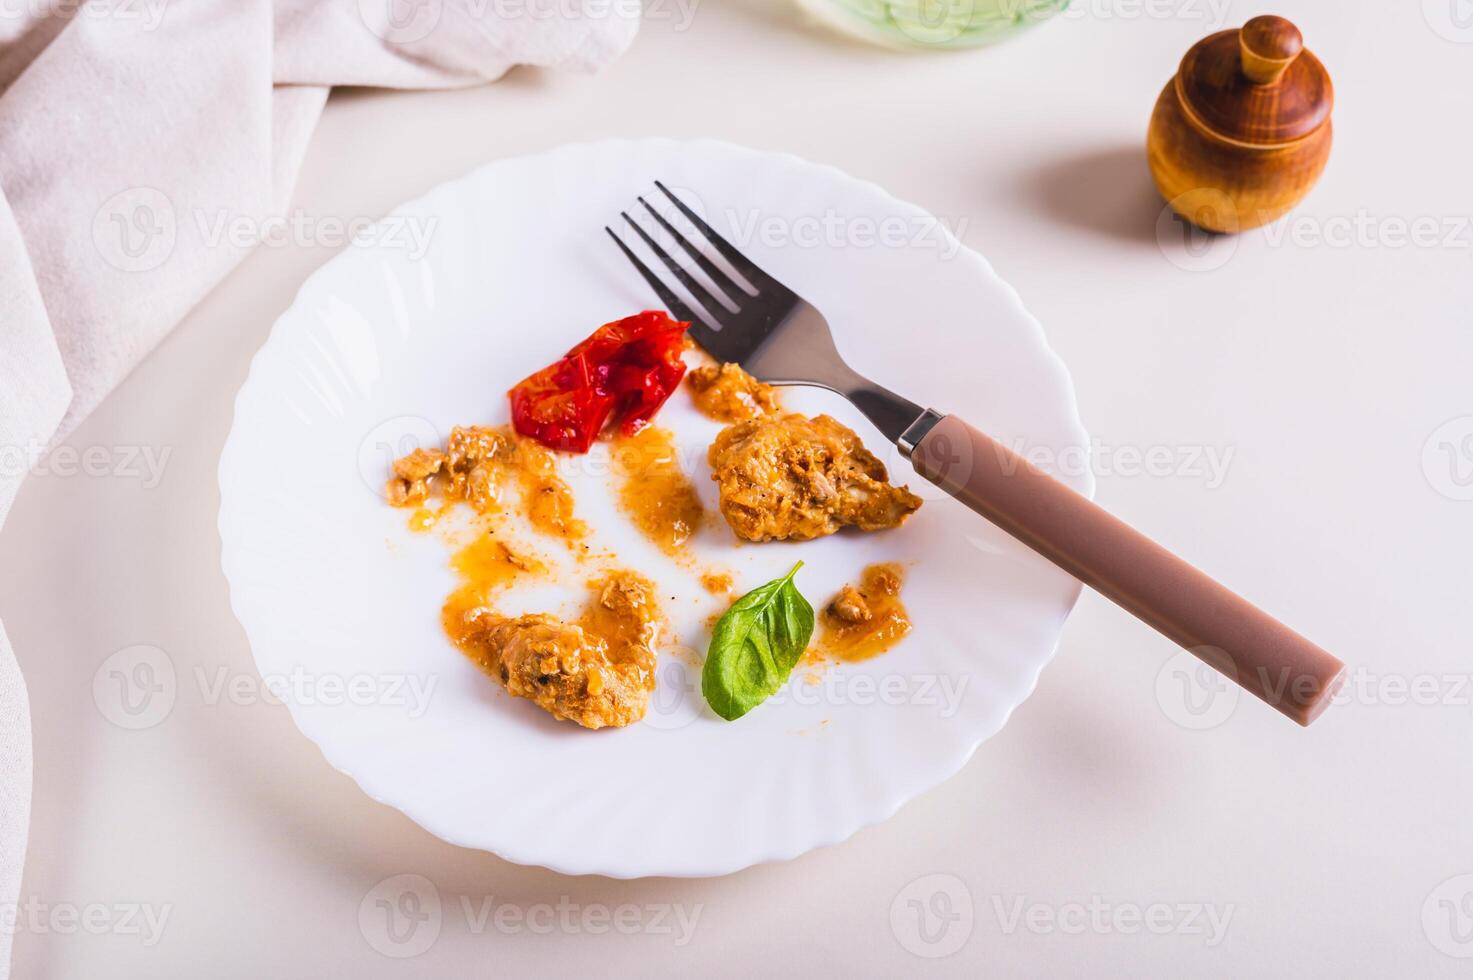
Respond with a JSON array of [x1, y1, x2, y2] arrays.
[[3, 0, 1470, 976]]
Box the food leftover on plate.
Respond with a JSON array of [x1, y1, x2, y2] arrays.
[[385, 312, 922, 729]]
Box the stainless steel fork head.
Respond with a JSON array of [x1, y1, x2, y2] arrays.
[[605, 181, 929, 446]]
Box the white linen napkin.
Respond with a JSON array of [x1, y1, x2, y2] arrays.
[[0, 1, 638, 972]]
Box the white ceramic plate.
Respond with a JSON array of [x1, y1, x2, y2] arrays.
[[218, 138, 1091, 878]]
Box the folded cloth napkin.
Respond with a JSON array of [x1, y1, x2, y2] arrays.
[[0, 1, 637, 972]]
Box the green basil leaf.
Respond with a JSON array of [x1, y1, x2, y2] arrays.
[[702, 561, 815, 721]]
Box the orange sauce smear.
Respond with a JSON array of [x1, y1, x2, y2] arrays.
[[407, 501, 456, 533], [513, 437, 587, 543], [812, 563, 912, 663], [440, 536, 545, 654], [611, 426, 704, 556], [699, 570, 734, 595], [437, 535, 664, 682], [685, 362, 780, 423], [575, 572, 664, 673]]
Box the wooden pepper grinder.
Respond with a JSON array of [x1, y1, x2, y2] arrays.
[[1148, 15, 1333, 234]]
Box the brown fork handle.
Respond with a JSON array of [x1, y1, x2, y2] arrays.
[[909, 415, 1346, 726]]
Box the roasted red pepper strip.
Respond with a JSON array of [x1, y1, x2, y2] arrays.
[[508, 311, 690, 453]]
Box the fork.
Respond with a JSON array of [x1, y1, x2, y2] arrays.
[[607, 182, 1346, 726]]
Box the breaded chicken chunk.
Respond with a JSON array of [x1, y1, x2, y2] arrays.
[[707, 413, 922, 542], [459, 572, 661, 730], [482, 614, 651, 729]]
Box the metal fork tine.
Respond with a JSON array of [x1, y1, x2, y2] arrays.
[[603, 227, 708, 331], [605, 226, 739, 360], [653, 180, 785, 295], [620, 212, 736, 324], [637, 196, 755, 300]]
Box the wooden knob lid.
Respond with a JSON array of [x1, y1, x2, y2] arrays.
[[1175, 16, 1333, 145], [1239, 15, 1303, 84]]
